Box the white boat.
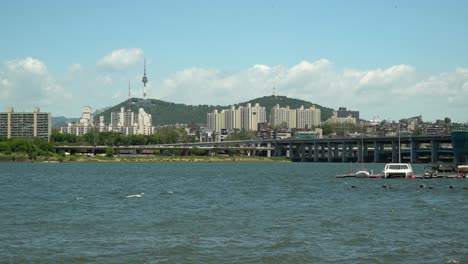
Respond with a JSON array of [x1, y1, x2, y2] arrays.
[[383, 163, 413, 179], [355, 170, 371, 178]]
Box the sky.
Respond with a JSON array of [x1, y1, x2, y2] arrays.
[[1, 0, 467, 122]]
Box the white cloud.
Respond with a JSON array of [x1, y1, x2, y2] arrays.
[[97, 48, 144, 71], [1, 56, 466, 122], [0, 57, 72, 113], [67, 63, 82, 73], [157, 60, 468, 122]]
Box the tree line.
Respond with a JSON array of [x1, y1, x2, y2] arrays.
[[50, 128, 195, 146]]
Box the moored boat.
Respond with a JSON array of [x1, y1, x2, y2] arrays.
[[382, 163, 413, 179]]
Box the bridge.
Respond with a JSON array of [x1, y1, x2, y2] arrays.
[[55, 134, 463, 164]]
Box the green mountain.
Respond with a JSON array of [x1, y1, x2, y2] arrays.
[[96, 96, 334, 126]]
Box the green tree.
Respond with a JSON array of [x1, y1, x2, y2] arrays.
[[106, 147, 115, 157], [0, 141, 11, 153], [319, 123, 334, 135]]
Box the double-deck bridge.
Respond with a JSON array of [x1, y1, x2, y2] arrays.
[[55, 134, 467, 164]]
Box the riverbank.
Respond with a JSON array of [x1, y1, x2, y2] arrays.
[[0, 154, 290, 163], [65, 155, 290, 163]]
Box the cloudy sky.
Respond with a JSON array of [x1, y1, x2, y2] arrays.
[[1, 0, 467, 122]]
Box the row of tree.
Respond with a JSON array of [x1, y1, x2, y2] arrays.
[[0, 136, 55, 159], [50, 128, 195, 146]]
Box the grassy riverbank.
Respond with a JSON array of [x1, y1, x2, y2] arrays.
[[62, 155, 290, 163], [0, 154, 290, 163]]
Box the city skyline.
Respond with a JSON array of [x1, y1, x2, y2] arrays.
[[1, 1, 467, 122]]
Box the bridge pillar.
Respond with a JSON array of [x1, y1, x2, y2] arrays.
[[357, 141, 363, 163], [289, 143, 294, 161], [342, 142, 346, 162], [314, 143, 319, 162], [373, 141, 379, 163], [267, 143, 271, 158], [348, 144, 353, 160], [300, 143, 305, 162], [392, 141, 398, 163], [309, 144, 314, 160], [334, 144, 339, 161], [321, 144, 326, 160], [327, 141, 332, 162], [364, 144, 368, 162], [410, 140, 418, 163], [431, 140, 439, 163]]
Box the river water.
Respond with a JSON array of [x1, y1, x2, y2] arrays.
[[1, 162, 467, 263]]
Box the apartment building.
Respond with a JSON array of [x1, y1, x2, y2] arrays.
[[0, 107, 51, 141]]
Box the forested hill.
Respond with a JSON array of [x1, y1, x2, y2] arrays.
[[94, 96, 335, 126]]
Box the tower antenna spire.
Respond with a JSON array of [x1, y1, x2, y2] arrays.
[[128, 80, 131, 101], [142, 58, 148, 99]]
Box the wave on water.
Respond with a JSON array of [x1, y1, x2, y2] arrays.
[[125, 192, 144, 198]]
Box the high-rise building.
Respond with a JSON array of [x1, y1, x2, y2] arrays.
[[111, 107, 135, 128], [241, 103, 266, 131], [206, 103, 266, 132], [223, 106, 239, 131], [137, 108, 153, 135], [296, 105, 321, 129], [337, 107, 359, 122], [60, 106, 95, 136], [60, 106, 153, 136], [80, 106, 94, 124], [207, 109, 221, 132], [0, 107, 51, 141], [270, 104, 296, 129]]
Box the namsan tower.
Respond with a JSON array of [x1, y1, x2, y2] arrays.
[[142, 59, 148, 99]]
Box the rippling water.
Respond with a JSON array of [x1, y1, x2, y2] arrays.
[[1, 162, 467, 263]]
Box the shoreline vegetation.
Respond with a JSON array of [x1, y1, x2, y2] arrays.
[[0, 154, 290, 163], [0, 132, 290, 164]]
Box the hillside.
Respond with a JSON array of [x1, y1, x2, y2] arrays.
[[52, 116, 80, 127], [94, 96, 335, 126]]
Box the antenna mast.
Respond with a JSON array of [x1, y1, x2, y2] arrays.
[[128, 80, 131, 101], [142, 58, 148, 99]]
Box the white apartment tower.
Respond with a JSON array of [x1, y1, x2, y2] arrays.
[[271, 104, 296, 129], [80, 106, 93, 124], [241, 103, 266, 131], [297, 105, 321, 129], [223, 106, 239, 131], [137, 108, 153, 135], [207, 109, 221, 132], [206, 103, 266, 132]]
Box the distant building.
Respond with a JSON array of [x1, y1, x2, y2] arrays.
[[107, 107, 154, 135], [0, 107, 51, 141], [206, 103, 267, 133], [296, 105, 321, 129], [61, 106, 154, 136], [326, 111, 357, 124], [241, 103, 267, 131], [60, 106, 95, 136], [207, 109, 221, 133], [137, 108, 153, 135], [337, 107, 359, 122], [270, 104, 321, 130], [270, 104, 296, 129]]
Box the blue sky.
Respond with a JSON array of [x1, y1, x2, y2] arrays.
[[1, 0, 467, 122]]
